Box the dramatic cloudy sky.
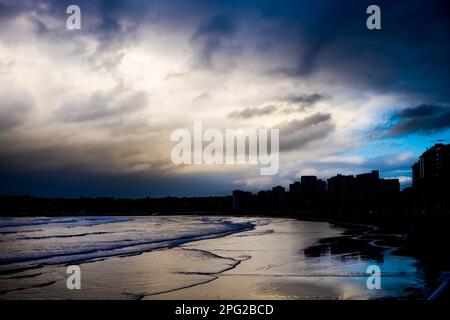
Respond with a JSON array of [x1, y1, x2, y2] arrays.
[[0, 0, 449, 197]]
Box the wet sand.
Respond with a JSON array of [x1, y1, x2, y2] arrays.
[[0, 217, 428, 299], [147, 218, 427, 300]]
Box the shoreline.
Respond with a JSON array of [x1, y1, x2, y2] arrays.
[[145, 217, 427, 300], [0, 215, 440, 299]]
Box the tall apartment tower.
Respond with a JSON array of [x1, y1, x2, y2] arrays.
[[412, 143, 450, 212]]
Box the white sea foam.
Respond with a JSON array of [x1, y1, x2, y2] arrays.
[[0, 216, 255, 274]]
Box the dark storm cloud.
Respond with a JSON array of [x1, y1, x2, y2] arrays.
[[228, 105, 277, 119], [194, 14, 235, 37], [1, 0, 449, 197], [0, 166, 237, 197], [282, 93, 331, 113], [278, 113, 335, 151], [287, 93, 329, 106], [0, 1, 20, 19], [190, 14, 238, 68], [385, 104, 450, 137], [270, 0, 450, 100], [0, 0, 160, 44], [0, 143, 236, 197], [2, 0, 449, 100]]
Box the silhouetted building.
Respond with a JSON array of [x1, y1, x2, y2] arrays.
[[381, 179, 400, 193], [288, 181, 302, 210], [316, 179, 327, 199], [379, 178, 400, 208], [412, 143, 450, 212], [271, 186, 288, 211], [328, 170, 400, 210], [355, 170, 381, 208], [300, 176, 317, 208], [287, 176, 327, 211], [289, 181, 301, 193], [327, 174, 355, 208], [256, 190, 269, 210], [232, 190, 253, 211]]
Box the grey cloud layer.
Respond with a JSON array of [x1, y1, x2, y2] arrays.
[[0, 94, 33, 132], [1, 0, 448, 99], [228, 93, 330, 119], [55, 85, 148, 123], [385, 104, 450, 137], [228, 105, 277, 119], [279, 113, 335, 151]]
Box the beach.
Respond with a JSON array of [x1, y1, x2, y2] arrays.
[[0, 216, 429, 299]]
